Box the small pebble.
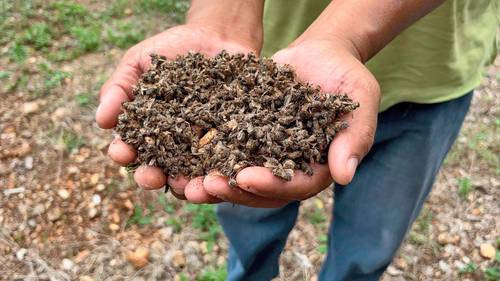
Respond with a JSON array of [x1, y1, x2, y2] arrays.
[[3, 187, 26, 196], [47, 207, 62, 221], [51, 107, 71, 122], [16, 248, 28, 260], [480, 243, 496, 259], [111, 212, 120, 224], [387, 265, 403, 276], [91, 194, 101, 205], [22, 101, 39, 114], [61, 258, 74, 271], [172, 250, 186, 268], [127, 247, 149, 268], [88, 208, 99, 219], [159, 227, 173, 240], [32, 204, 45, 216], [57, 189, 70, 199], [24, 156, 33, 170], [438, 260, 450, 273], [90, 174, 100, 185], [109, 223, 120, 231], [68, 166, 80, 174], [123, 199, 134, 210]]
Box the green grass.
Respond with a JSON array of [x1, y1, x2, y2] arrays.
[[467, 131, 499, 166], [70, 26, 101, 53], [308, 208, 326, 225], [2, 0, 189, 70], [157, 193, 176, 214], [0, 71, 10, 80], [459, 262, 479, 274], [127, 203, 155, 226], [3, 72, 28, 93], [51, 1, 90, 28], [61, 130, 85, 152], [485, 267, 500, 281], [24, 23, 52, 49], [1, 0, 191, 86], [196, 265, 227, 281], [185, 204, 221, 251], [74, 92, 95, 107], [408, 207, 434, 245], [444, 123, 498, 176], [178, 273, 189, 281], [317, 234, 328, 254], [105, 0, 131, 18], [166, 217, 183, 233], [37, 63, 71, 94], [8, 42, 27, 63], [458, 177, 473, 199], [138, 0, 189, 22], [106, 20, 145, 49], [45, 70, 71, 91]]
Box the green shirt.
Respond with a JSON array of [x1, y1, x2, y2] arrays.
[[263, 0, 498, 111]]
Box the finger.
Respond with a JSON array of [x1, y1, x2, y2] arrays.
[[134, 165, 167, 190], [169, 186, 187, 200], [96, 89, 130, 129], [167, 176, 189, 200], [328, 82, 379, 185], [184, 177, 223, 204], [107, 137, 137, 166], [203, 175, 290, 208], [236, 164, 332, 200], [96, 52, 143, 129]]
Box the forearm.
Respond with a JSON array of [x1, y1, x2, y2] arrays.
[[295, 0, 446, 62], [187, 0, 265, 52]]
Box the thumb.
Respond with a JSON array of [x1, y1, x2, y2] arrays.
[[328, 87, 379, 185], [328, 120, 376, 185], [96, 50, 146, 129]]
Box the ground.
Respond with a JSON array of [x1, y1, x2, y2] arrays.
[[0, 2, 498, 281]]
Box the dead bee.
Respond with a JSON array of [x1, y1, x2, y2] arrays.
[[228, 178, 238, 188], [115, 51, 358, 183]]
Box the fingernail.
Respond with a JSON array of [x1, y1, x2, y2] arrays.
[[203, 175, 217, 186], [138, 182, 154, 189], [96, 104, 102, 115], [346, 157, 359, 182]]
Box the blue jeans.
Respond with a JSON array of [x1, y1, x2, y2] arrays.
[[216, 93, 473, 281]]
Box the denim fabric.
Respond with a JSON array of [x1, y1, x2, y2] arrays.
[[217, 93, 473, 281]]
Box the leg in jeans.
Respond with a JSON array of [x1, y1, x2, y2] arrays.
[[319, 93, 473, 281], [217, 201, 300, 281]]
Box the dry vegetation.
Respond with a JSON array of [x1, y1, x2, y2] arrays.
[[0, 1, 498, 281]]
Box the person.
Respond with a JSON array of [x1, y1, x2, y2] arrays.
[[95, 0, 498, 280]]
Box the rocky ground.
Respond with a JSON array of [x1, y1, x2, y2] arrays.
[[0, 2, 498, 281]]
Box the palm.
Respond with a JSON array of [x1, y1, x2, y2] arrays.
[[96, 24, 261, 204], [231, 39, 380, 202], [128, 25, 256, 75]]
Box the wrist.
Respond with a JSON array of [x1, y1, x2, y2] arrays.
[[186, 0, 264, 53], [291, 34, 365, 62], [294, 0, 445, 63]]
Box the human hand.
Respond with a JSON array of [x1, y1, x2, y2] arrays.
[[203, 38, 380, 204], [96, 23, 290, 207]]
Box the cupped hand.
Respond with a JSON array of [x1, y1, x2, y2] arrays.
[[97, 24, 288, 207], [204, 38, 380, 204]]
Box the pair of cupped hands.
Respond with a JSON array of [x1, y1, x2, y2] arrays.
[[96, 24, 380, 208]]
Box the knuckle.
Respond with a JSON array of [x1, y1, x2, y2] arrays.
[[357, 125, 375, 155]]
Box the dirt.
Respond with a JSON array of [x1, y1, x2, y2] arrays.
[[116, 52, 358, 182], [0, 3, 498, 280]]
